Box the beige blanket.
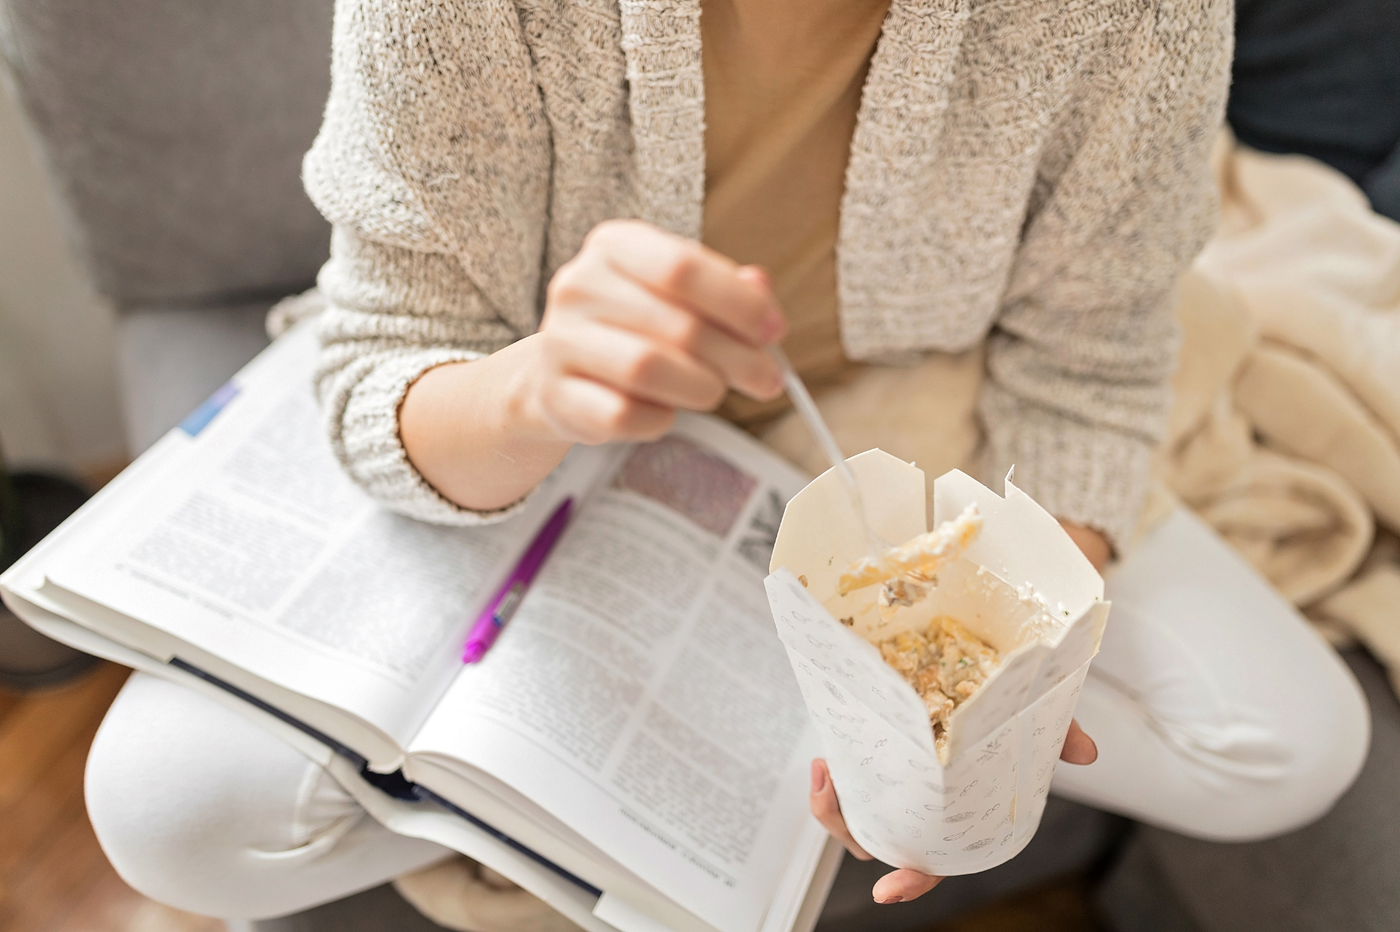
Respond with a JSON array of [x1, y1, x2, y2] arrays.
[[393, 136, 1400, 932], [1157, 136, 1400, 693]]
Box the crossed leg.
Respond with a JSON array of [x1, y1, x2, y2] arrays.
[[84, 507, 1370, 919], [1053, 507, 1369, 840]]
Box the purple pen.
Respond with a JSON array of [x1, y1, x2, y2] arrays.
[[463, 496, 574, 663]]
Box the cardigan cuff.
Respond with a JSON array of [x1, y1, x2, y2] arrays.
[[981, 407, 1155, 560], [328, 348, 535, 526]]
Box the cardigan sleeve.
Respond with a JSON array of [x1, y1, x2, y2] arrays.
[[301, 0, 551, 525], [310, 229, 535, 526], [979, 0, 1233, 555]]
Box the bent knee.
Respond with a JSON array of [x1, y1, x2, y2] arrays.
[[85, 674, 323, 917], [85, 734, 222, 914], [1166, 663, 1371, 842]]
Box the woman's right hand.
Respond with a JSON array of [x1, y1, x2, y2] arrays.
[[400, 220, 786, 512], [518, 219, 787, 445]]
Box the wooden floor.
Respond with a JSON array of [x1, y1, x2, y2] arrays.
[[0, 662, 221, 932], [930, 875, 1098, 932], [0, 661, 1097, 932]]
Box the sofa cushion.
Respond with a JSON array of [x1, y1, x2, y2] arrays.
[[0, 0, 332, 307], [116, 304, 271, 454]]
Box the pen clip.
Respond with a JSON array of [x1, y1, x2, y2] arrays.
[[492, 581, 527, 627]]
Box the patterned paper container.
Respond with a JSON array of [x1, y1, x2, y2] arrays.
[[765, 451, 1109, 876]]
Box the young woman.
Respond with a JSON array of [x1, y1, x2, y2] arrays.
[[85, 0, 1368, 919]]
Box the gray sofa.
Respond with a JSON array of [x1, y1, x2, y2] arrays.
[[0, 0, 325, 454], [2, 1, 1395, 931]]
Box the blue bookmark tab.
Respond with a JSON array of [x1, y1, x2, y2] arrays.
[[179, 381, 241, 437]]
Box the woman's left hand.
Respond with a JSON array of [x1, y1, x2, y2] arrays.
[[808, 720, 1099, 904], [1059, 521, 1112, 572]]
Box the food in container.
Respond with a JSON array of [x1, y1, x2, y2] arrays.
[[765, 450, 1109, 875]]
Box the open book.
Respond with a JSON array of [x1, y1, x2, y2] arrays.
[[0, 324, 842, 932]]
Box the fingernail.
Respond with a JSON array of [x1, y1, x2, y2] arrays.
[[740, 264, 772, 291], [762, 312, 786, 343], [811, 762, 826, 794], [877, 896, 903, 905]]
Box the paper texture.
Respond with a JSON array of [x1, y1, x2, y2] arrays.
[[7, 322, 840, 932], [410, 416, 821, 932], [41, 326, 613, 750], [766, 452, 1108, 875]]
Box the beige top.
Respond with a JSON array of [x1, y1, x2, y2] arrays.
[[701, 0, 889, 428], [304, 0, 1231, 552]]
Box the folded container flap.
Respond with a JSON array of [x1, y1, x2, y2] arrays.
[[767, 570, 934, 752], [1011, 658, 1096, 843], [932, 471, 1103, 621], [784, 646, 937, 765], [770, 450, 926, 603], [940, 598, 1107, 761], [1023, 600, 1109, 700], [941, 640, 1046, 762]]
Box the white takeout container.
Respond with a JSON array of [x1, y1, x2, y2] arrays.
[[765, 451, 1109, 875]]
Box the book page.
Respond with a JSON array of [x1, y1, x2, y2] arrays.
[[408, 416, 821, 932], [44, 325, 618, 753]]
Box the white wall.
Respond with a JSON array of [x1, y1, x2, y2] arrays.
[[0, 79, 126, 473]]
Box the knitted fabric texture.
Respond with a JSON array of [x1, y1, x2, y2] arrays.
[[303, 0, 1232, 550]]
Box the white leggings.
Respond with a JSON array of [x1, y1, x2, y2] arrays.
[[85, 507, 1370, 919]]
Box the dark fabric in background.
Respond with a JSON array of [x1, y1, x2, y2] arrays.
[[1229, 0, 1400, 220]]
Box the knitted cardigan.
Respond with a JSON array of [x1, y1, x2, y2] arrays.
[[303, 0, 1232, 552]]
